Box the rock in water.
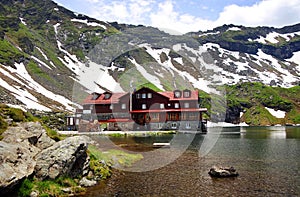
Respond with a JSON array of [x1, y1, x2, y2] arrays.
[[34, 136, 91, 180], [208, 166, 239, 178]]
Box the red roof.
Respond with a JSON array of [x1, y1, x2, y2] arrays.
[[158, 90, 198, 101], [82, 92, 128, 104]]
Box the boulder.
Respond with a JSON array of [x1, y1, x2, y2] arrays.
[[79, 177, 97, 187], [34, 136, 91, 180], [2, 122, 55, 150], [208, 166, 239, 178], [0, 122, 54, 194], [0, 141, 36, 193]]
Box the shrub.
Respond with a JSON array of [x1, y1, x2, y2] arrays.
[[18, 178, 34, 197], [7, 108, 26, 122]]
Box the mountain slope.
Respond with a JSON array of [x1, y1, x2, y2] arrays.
[[0, 0, 300, 125]]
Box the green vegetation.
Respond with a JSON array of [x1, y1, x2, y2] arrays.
[[0, 104, 66, 141], [137, 82, 162, 92], [18, 177, 84, 197], [88, 145, 143, 168], [17, 145, 143, 197], [196, 82, 300, 125], [0, 39, 25, 66], [225, 82, 300, 125]]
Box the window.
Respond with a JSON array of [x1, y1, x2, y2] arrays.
[[171, 122, 177, 129], [142, 104, 147, 109], [174, 90, 181, 98], [91, 93, 100, 100], [109, 104, 114, 110], [183, 90, 191, 98], [158, 123, 163, 129], [160, 103, 165, 109], [121, 103, 126, 109], [104, 93, 111, 99], [184, 102, 189, 108], [136, 93, 141, 99], [150, 113, 159, 121], [174, 103, 179, 108], [147, 93, 152, 98], [142, 93, 146, 98], [186, 122, 191, 129]]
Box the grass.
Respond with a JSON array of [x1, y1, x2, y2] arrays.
[[88, 145, 143, 168], [18, 177, 84, 197]]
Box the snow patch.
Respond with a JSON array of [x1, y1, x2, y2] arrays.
[[19, 18, 27, 25], [71, 19, 107, 29], [227, 27, 241, 31], [129, 58, 165, 91], [5, 63, 75, 111], [265, 107, 286, 118], [31, 56, 52, 70]]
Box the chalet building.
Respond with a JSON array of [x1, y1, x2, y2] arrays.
[[72, 87, 207, 131]]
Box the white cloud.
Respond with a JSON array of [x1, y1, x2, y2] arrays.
[[58, 0, 300, 34], [88, 0, 155, 25], [149, 0, 214, 34], [216, 0, 300, 28]]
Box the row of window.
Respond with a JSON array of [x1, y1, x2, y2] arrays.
[[141, 102, 189, 109], [107, 102, 190, 110], [136, 93, 152, 99]]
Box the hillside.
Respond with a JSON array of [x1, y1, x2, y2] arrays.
[[0, 0, 300, 125]]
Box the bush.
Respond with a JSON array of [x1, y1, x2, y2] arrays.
[[7, 108, 26, 122], [18, 178, 34, 197]]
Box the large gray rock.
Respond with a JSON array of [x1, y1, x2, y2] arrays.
[[2, 122, 55, 150], [0, 122, 54, 193], [34, 136, 91, 180], [0, 141, 36, 192]]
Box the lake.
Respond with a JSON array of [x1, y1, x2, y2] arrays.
[[83, 126, 300, 196]]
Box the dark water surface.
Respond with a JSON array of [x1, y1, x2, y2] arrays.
[[83, 126, 300, 196]]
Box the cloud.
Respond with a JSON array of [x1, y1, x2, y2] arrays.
[[150, 0, 300, 34], [60, 0, 300, 34], [88, 0, 155, 25], [216, 0, 300, 28], [149, 0, 214, 34]]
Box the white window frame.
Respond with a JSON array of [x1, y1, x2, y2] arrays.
[[171, 122, 177, 129], [174, 91, 181, 98], [160, 103, 165, 109], [184, 102, 189, 108], [142, 93, 146, 98], [142, 104, 147, 109], [174, 103, 179, 108], [121, 103, 126, 109], [186, 122, 191, 129], [147, 93, 152, 98], [184, 91, 190, 98], [109, 104, 114, 110]]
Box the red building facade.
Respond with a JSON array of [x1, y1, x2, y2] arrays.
[[75, 87, 207, 131]]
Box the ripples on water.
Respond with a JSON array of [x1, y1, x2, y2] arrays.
[[82, 126, 300, 196]]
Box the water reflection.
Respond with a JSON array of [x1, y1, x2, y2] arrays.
[[84, 127, 300, 196]]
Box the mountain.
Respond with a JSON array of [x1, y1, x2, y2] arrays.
[[0, 0, 300, 125]]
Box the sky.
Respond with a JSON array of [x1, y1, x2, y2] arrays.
[[53, 0, 300, 34]]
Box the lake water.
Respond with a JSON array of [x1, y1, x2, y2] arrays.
[[83, 126, 300, 196]]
